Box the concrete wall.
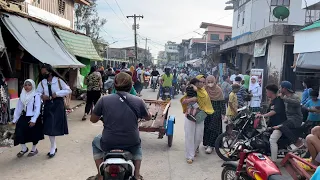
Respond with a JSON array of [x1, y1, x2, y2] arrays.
[[294, 28, 320, 53], [232, 0, 307, 38], [266, 36, 294, 84], [232, 1, 252, 37]]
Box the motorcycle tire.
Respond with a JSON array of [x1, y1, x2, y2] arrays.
[[221, 166, 247, 180], [215, 131, 241, 161]]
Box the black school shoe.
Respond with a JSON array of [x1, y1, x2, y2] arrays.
[[47, 148, 58, 158]]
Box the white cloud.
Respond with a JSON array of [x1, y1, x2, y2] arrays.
[[96, 0, 233, 57]]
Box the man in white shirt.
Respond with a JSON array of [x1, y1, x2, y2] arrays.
[[230, 68, 244, 84]]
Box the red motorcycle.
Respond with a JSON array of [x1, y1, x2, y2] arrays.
[[221, 141, 289, 180]]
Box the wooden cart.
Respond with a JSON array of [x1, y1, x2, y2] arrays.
[[139, 99, 175, 147]]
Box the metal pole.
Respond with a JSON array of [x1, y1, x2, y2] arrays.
[[127, 14, 144, 64], [205, 33, 208, 55]]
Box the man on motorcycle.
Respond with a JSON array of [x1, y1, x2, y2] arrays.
[[256, 84, 287, 162], [89, 72, 152, 180], [159, 68, 173, 99], [150, 67, 160, 88]]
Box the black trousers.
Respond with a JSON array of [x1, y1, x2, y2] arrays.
[[85, 90, 101, 114], [279, 121, 298, 143]]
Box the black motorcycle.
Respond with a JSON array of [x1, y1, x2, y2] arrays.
[[215, 106, 309, 161]]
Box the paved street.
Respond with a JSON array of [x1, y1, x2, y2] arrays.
[[0, 89, 224, 180]]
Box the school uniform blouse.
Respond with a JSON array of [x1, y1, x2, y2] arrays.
[[36, 77, 72, 97], [13, 94, 41, 123]]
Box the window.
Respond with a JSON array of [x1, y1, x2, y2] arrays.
[[58, 0, 66, 15], [210, 34, 219, 41], [224, 35, 231, 41], [242, 11, 245, 25], [237, 13, 241, 27], [271, 0, 290, 6], [270, 0, 290, 22]]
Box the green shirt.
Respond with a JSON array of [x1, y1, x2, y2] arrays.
[[162, 74, 173, 87], [112, 87, 137, 95], [243, 75, 250, 90]]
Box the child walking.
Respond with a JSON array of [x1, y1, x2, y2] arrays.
[[13, 79, 44, 157], [225, 84, 240, 125]]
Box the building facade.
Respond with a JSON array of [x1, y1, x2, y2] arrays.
[[221, 0, 317, 89], [165, 41, 179, 63], [19, 0, 89, 29]]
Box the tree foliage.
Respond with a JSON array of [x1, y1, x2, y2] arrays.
[[74, 0, 106, 41]]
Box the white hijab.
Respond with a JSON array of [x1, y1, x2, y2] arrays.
[[249, 76, 260, 91], [20, 79, 36, 110]]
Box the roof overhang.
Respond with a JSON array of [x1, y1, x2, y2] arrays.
[[75, 0, 90, 6], [220, 24, 301, 51], [200, 22, 232, 29]]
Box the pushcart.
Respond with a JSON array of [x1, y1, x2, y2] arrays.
[[139, 99, 175, 147]]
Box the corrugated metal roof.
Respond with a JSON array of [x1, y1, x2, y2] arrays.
[[301, 21, 320, 31], [55, 28, 102, 61]]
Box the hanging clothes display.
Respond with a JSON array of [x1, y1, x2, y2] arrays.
[[0, 71, 10, 124]]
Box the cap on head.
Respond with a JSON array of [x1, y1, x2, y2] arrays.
[[280, 81, 294, 93]]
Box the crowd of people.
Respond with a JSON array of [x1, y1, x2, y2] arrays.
[[8, 62, 320, 179]]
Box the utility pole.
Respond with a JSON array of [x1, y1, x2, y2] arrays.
[[127, 14, 144, 64], [142, 38, 150, 65]]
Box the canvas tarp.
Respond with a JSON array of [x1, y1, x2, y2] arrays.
[[1, 13, 84, 68]]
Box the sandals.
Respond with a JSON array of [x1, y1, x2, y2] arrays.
[[17, 148, 29, 158], [133, 175, 144, 180], [27, 149, 38, 157]]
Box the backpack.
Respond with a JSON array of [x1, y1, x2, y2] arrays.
[[41, 78, 67, 108]]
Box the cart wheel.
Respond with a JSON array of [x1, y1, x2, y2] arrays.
[[168, 135, 173, 147]]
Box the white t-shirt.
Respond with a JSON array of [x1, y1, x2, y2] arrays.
[[230, 74, 244, 83]]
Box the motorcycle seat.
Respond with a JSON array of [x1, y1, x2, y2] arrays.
[[268, 174, 292, 180], [104, 150, 133, 161]]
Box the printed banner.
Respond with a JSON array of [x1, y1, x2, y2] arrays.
[[249, 69, 264, 88]]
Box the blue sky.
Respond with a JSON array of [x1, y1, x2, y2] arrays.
[[96, 0, 233, 57]]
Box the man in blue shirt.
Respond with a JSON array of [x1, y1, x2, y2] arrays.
[[303, 90, 320, 132], [301, 78, 313, 121]]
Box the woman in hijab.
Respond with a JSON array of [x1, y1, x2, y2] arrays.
[[249, 76, 262, 112], [181, 75, 214, 164], [37, 64, 71, 158], [13, 79, 44, 157], [203, 75, 226, 154]]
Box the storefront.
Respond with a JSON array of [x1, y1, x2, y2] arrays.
[[0, 13, 85, 109]]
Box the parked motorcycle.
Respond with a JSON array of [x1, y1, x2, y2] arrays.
[[215, 106, 308, 161], [221, 141, 288, 180], [100, 149, 135, 180]]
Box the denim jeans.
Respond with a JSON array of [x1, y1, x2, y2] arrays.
[[159, 86, 173, 97]]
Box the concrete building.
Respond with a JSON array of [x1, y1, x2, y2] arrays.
[[220, 0, 319, 89], [104, 46, 152, 67], [165, 41, 179, 64], [18, 0, 90, 29]]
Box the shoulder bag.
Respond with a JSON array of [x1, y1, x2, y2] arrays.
[[116, 93, 138, 118]]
